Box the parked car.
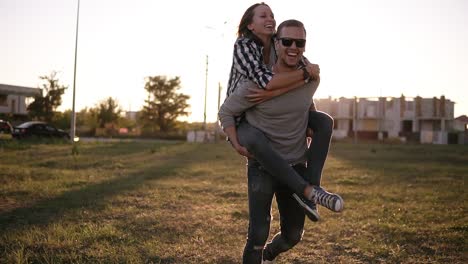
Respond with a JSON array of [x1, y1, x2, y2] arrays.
[[12, 121, 70, 140], [0, 120, 13, 134]]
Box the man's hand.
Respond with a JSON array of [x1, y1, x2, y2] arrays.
[[306, 128, 313, 147], [245, 88, 279, 104], [224, 126, 254, 158], [231, 142, 254, 158]]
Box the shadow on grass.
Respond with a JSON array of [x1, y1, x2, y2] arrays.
[[34, 141, 177, 171], [0, 143, 203, 235]]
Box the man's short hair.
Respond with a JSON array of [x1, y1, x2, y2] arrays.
[[276, 19, 306, 37]]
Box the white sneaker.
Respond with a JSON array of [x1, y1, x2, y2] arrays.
[[262, 259, 275, 264]]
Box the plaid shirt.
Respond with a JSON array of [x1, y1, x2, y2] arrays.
[[226, 36, 308, 98], [226, 37, 275, 97], [224, 36, 310, 126]]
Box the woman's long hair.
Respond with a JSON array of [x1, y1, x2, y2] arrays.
[[237, 2, 270, 46]]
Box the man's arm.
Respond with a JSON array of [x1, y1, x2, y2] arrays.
[[218, 81, 257, 157]]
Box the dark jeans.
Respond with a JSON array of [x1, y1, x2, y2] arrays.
[[242, 160, 306, 264], [237, 110, 334, 194]]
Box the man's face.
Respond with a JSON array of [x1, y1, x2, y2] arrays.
[[275, 26, 306, 68]]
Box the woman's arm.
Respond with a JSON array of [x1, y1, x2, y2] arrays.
[[245, 79, 305, 104], [265, 63, 320, 90], [246, 73, 320, 104], [233, 38, 319, 97]]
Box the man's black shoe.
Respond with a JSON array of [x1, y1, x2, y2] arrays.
[[292, 193, 320, 222]]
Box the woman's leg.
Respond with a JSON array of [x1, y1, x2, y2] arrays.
[[237, 120, 342, 215], [236, 121, 308, 196], [304, 111, 334, 186], [304, 111, 344, 212]]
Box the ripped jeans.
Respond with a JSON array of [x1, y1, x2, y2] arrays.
[[242, 160, 306, 264]]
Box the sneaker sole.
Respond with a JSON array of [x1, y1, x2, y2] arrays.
[[333, 194, 344, 212], [313, 187, 345, 212], [292, 193, 320, 222]]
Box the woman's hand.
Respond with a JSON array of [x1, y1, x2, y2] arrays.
[[303, 58, 320, 80], [306, 63, 320, 80]]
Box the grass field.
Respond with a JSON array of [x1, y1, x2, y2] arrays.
[[0, 139, 466, 263]]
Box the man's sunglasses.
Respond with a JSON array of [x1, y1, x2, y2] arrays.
[[279, 38, 306, 48]]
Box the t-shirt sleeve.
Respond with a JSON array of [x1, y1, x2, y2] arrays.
[[218, 80, 257, 129]]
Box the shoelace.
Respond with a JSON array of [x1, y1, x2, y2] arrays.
[[313, 188, 337, 210]]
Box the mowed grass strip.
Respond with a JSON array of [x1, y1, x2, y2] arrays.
[[0, 140, 466, 263]]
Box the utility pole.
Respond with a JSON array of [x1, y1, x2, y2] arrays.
[[215, 82, 222, 143], [203, 55, 208, 142], [70, 0, 80, 142], [353, 96, 358, 144]]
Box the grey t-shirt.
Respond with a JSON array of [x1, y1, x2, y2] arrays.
[[219, 78, 319, 164]]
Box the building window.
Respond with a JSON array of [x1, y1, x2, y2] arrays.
[[11, 100, 16, 113], [406, 101, 414, 111], [0, 94, 7, 106], [402, 120, 412, 132]]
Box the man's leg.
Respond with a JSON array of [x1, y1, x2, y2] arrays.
[[243, 159, 275, 264], [263, 164, 306, 262]]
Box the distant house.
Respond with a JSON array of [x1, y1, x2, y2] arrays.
[[0, 84, 41, 118], [454, 115, 468, 131], [315, 95, 463, 144], [454, 115, 468, 144], [125, 111, 139, 121]]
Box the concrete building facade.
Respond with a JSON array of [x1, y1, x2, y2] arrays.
[[315, 95, 463, 144], [0, 84, 41, 117]]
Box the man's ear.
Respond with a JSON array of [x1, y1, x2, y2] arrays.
[[274, 38, 280, 52]]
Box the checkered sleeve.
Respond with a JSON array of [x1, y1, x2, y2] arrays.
[[232, 38, 273, 90]]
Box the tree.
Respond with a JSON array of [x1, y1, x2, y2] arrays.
[[140, 76, 190, 132], [96, 97, 122, 128], [52, 109, 71, 129], [28, 71, 67, 122], [76, 107, 99, 136]]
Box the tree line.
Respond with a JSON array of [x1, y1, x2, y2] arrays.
[[26, 72, 192, 138]]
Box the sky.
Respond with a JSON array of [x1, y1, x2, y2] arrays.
[[1, 0, 467, 122]]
